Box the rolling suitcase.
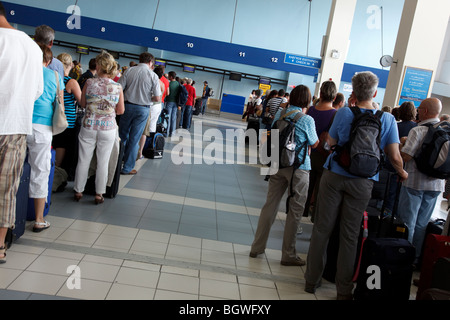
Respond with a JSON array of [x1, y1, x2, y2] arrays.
[[353, 237, 415, 300], [5, 160, 31, 249], [416, 234, 450, 299], [26, 148, 56, 221], [193, 98, 202, 116], [143, 132, 165, 159], [84, 139, 124, 199], [354, 176, 415, 300], [430, 257, 450, 292]]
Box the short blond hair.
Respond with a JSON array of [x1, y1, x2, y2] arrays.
[[56, 53, 73, 68], [96, 51, 117, 78]]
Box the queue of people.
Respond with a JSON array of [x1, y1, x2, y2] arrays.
[[0, 2, 448, 302]]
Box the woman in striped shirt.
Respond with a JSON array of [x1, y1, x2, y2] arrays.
[[52, 53, 82, 172]]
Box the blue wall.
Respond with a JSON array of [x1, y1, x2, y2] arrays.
[[3, 0, 405, 105]]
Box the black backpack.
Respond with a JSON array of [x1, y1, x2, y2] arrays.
[[272, 109, 307, 170], [332, 107, 384, 178], [414, 121, 450, 179], [177, 84, 188, 106]]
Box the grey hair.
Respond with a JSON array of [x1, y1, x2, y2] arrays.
[[34, 25, 55, 46], [352, 71, 379, 102]]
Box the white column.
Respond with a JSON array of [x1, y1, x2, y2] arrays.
[[383, 0, 450, 108], [315, 0, 357, 96]]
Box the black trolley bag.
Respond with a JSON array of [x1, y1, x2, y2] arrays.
[[5, 160, 31, 249], [354, 177, 416, 300], [143, 132, 165, 159], [84, 139, 124, 199]]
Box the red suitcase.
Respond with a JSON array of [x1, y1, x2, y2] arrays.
[[416, 234, 450, 299]]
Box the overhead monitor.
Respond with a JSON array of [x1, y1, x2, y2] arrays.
[[76, 45, 89, 55], [108, 50, 120, 59], [155, 59, 166, 67], [229, 73, 242, 81], [259, 78, 271, 86], [183, 65, 195, 73]]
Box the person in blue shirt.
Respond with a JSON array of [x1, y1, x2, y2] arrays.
[[27, 43, 65, 233], [304, 71, 408, 300], [250, 85, 319, 267]]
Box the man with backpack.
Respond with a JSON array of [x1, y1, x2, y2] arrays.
[[250, 85, 319, 267], [304, 72, 408, 300], [397, 98, 446, 267]]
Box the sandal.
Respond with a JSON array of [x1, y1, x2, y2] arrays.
[[94, 194, 104, 205], [0, 247, 6, 264], [74, 192, 83, 202], [33, 221, 51, 233]]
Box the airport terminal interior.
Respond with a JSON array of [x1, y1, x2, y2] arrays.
[[1, 0, 450, 301]]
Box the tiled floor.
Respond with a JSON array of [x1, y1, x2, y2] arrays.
[[0, 114, 445, 300]]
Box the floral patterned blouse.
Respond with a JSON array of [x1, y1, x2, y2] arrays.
[[83, 77, 121, 131]]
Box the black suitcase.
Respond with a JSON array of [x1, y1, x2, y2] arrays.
[[84, 140, 124, 199], [143, 132, 165, 159], [5, 161, 31, 249], [430, 257, 450, 292], [246, 117, 260, 144], [353, 237, 415, 300], [193, 98, 202, 116]]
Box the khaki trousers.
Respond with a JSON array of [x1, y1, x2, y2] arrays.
[[305, 169, 373, 295], [251, 167, 309, 261]]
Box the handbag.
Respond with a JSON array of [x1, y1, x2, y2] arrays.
[[52, 71, 68, 135], [262, 113, 273, 126]]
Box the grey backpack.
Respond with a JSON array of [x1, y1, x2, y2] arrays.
[[332, 107, 384, 178], [272, 109, 307, 169]]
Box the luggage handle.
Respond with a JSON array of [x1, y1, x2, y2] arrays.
[[377, 171, 403, 236]]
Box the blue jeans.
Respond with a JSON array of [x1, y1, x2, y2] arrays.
[[201, 98, 208, 115], [166, 102, 178, 137], [397, 186, 441, 260], [119, 103, 150, 173], [182, 105, 193, 129]]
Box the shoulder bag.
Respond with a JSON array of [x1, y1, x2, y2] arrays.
[[52, 71, 68, 135]]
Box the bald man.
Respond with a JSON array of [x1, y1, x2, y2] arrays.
[[398, 98, 445, 266]]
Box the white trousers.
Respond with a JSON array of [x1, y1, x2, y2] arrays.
[[74, 127, 117, 195], [26, 124, 53, 199]]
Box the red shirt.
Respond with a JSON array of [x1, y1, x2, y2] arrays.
[[161, 76, 170, 102], [184, 84, 196, 106]]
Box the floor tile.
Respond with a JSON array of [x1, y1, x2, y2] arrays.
[[239, 283, 280, 300], [56, 229, 100, 246], [165, 244, 201, 264], [76, 261, 120, 282], [106, 283, 155, 300], [0, 251, 39, 271], [27, 255, 81, 276], [0, 268, 22, 289], [57, 278, 112, 300], [154, 289, 198, 300], [157, 272, 199, 295], [114, 267, 160, 289], [8, 271, 67, 296], [199, 278, 240, 300]]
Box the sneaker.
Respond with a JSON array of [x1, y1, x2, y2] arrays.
[[304, 280, 322, 294], [280, 256, 306, 266], [337, 293, 353, 300], [249, 250, 264, 258]]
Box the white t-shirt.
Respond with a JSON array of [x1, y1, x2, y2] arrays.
[[0, 28, 44, 135]]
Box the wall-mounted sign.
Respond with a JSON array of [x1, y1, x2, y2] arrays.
[[76, 45, 89, 55], [398, 66, 433, 107], [284, 53, 321, 69]]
